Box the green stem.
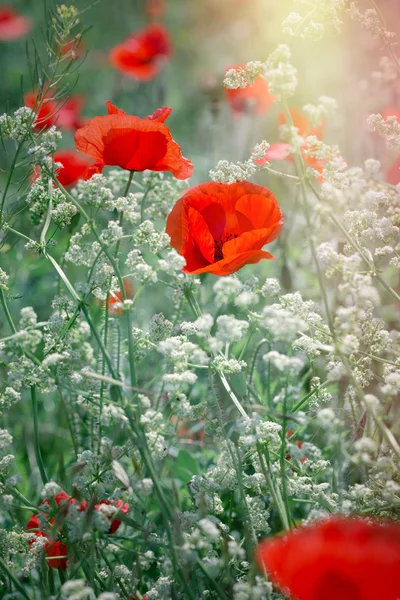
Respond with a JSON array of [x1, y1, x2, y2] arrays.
[[49, 173, 138, 388], [218, 370, 249, 419], [257, 443, 290, 531], [0, 136, 29, 227], [30, 385, 48, 485], [248, 338, 270, 384], [0, 288, 16, 333], [279, 384, 292, 527], [196, 559, 230, 600], [81, 304, 120, 383], [185, 285, 249, 418], [0, 556, 30, 600], [210, 369, 257, 552], [292, 379, 334, 413], [3, 225, 36, 245]]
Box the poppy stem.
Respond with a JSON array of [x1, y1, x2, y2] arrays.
[[124, 169, 135, 197]]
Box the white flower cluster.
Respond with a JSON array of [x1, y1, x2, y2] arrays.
[[72, 175, 114, 208], [141, 171, 189, 221], [126, 249, 157, 284], [0, 107, 35, 141], [264, 44, 298, 99], [216, 315, 249, 344], [158, 335, 208, 386], [347, 3, 395, 45], [133, 220, 170, 253], [282, 12, 325, 40], [302, 97, 338, 128], [105, 192, 140, 223], [223, 62, 264, 89], [0, 267, 9, 291], [158, 249, 186, 275], [213, 276, 242, 304], [367, 113, 400, 152], [28, 126, 62, 165], [27, 174, 74, 227], [209, 159, 256, 184], [263, 350, 305, 375]]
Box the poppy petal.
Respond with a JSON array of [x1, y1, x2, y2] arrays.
[[256, 517, 400, 600], [222, 228, 278, 257], [185, 207, 215, 264], [146, 106, 172, 123], [106, 101, 126, 116], [153, 136, 193, 179], [83, 161, 105, 180], [235, 192, 283, 236], [166, 197, 188, 252], [188, 250, 273, 276]]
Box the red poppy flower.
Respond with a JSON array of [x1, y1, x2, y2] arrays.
[[104, 280, 134, 315], [0, 6, 32, 41], [26, 491, 75, 570], [25, 92, 86, 131], [43, 540, 69, 570], [166, 181, 283, 276], [31, 150, 92, 189], [225, 65, 274, 116], [256, 516, 400, 600], [51, 150, 92, 188], [257, 108, 326, 176], [110, 24, 171, 81], [95, 499, 129, 534], [74, 101, 193, 180]]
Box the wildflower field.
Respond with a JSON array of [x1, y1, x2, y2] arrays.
[[1, 0, 400, 599]]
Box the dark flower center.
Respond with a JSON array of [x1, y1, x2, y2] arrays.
[[214, 233, 238, 261]]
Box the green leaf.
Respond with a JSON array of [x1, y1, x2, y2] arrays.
[[229, 372, 248, 397], [169, 449, 200, 484]]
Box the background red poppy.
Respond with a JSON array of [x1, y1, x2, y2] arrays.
[[110, 24, 171, 81], [225, 65, 274, 116], [0, 6, 32, 41]]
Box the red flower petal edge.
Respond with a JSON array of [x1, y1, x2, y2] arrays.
[[256, 516, 400, 600]]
